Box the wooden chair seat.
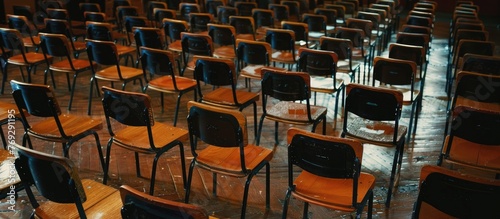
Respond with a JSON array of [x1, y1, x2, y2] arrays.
[[271, 51, 295, 64], [8, 53, 49, 65], [115, 44, 136, 56], [113, 122, 188, 153], [22, 35, 40, 48], [95, 66, 143, 81], [344, 115, 407, 146], [148, 76, 197, 92], [213, 46, 236, 59], [201, 87, 259, 107], [50, 59, 96, 72], [240, 65, 268, 80], [34, 179, 121, 219], [293, 170, 375, 211], [167, 40, 182, 52], [72, 41, 87, 51], [377, 85, 421, 105], [442, 136, 500, 171], [310, 77, 344, 93], [235, 34, 255, 41], [196, 144, 273, 175], [29, 114, 102, 139], [266, 101, 327, 123]]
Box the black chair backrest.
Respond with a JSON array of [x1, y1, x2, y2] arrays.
[[289, 131, 359, 179], [269, 4, 289, 21], [281, 22, 307, 42], [86, 40, 120, 66], [455, 40, 495, 64], [235, 2, 257, 16], [389, 43, 424, 66], [261, 70, 310, 102], [208, 25, 235, 46], [449, 106, 500, 146], [189, 13, 212, 33], [120, 185, 208, 219], [124, 16, 148, 34], [319, 37, 352, 60], [101, 86, 153, 128], [461, 54, 500, 75], [217, 6, 238, 24], [253, 9, 274, 28], [230, 16, 255, 35], [265, 29, 294, 51], [44, 18, 72, 38], [162, 19, 187, 42], [147, 1, 167, 20], [10, 80, 61, 118], [140, 47, 176, 78], [345, 84, 402, 121], [187, 102, 244, 148], [304, 14, 327, 33], [0, 28, 26, 52], [335, 27, 363, 48], [14, 144, 86, 205], [454, 72, 500, 104], [314, 8, 337, 26], [154, 9, 176, 23], [7, 15, 37, 37], [297, 48, 338, 77], [206, 0, 224, 17], [194, 57, 236, 87], [134, 27, 164, 50], [414, 166, 500, 219], [372, 57, 415, 86], [86, 22, 114, 41], [237, 40, 270, 65], [40, 33, 71, 58], [181, 33, 213, 57]]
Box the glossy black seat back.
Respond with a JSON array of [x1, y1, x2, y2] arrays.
[[102, 86, 153, 128], [345, 85, 401, 121]]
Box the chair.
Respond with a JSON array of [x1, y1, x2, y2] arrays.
[[314, 8, 338, 33], [44, 18, 87, 59], [268, 4, 289, 25], [372, 56, 422, 142], [86, 39, 144, 115], [101, 86, 188, 195], [319, 36, 360, 83], [124, 16, 149, 46], [388, 43, 427, 86], [133, 27, 166, 67], [6, 15, 41, 51], [302, 13, 327, 43], [281, 21, 309, 49], [39, 33, 95, 111], [236, 39, 273, 91], [13, 144, 120, 219], [10, 80, 104, 171], [235, 2, 257, 16], [460, 53, 500, 75], [120, 185, 209, 219], [85, 21, 135, 64], [116, 6, 140, 32], [256, 69, 327, 145], [341, 83, 407, 207], [282, 128, 375, 219], [252, 9, 274, 36], [229, 16, 257, 41], [413, 165, 500, 218], [281, 1, 300, 21], [179, 3, 200, 22], [46, 8, 86, 35], [12, 5, 45, 32], [154, 8, 176, 28], [208, 23, 237, 60], [184, 101, 273, 219], [265, 28, 297, 69], [325, 4, 347, 26], [334, 27, 370, 82], [146, 1, 168, 25], [162, 18, 189, 53], [356, 12, 384, 55], [141, 47, 197, 126], [297, 47, 345, 120], [206, 0, 225, 19], [193, 56, 259, 137], [180, 32, 213, 74], [439, 104, 500, 177], [189, 13, 214, 34], [217, 6, 238, 25], [0, 28, 49, 94]]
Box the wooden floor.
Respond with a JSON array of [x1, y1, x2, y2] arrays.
[[1, 11, 499, 219]]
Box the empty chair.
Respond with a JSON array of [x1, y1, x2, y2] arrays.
[[334, 27, 370, 81], [44, 18, 87, 59], [180, 32, 213, 74], [297, 47, 345, 120], [281, 21, 309, 49], [124, 16, 149, 46], [12, 5, 45, 31], [268, 4, 289, 25], [85, 21, 135, 63], [86, 39, 144, 115], [438, 105, 500, 177], [116, 6, 140, 32], [282, 128, 375, 219], [120, 185, 209, 219], [13, 144, 120, 219], [206, 0, 225, 19], [235, 2, 257, 16], [101, 86, 188, 195], [162, 18, 188, 53], [10, 80, 104, 171], [236, 39, 273, 91], [141, 47, 197, 126], [146, 1, 168, 25], [281, 1, 300, 21], [230, 15, 257, 41], [208, 23, 237, 60], [6, 14, 41, 51], [0, 28, 49, 94], [319, 36, 360, 83], [252, 9, 274, 35], [325, 4, 347, 26], [314, 8, 338, 33], [302, 13, 327, 43], [39, 33, 96, 110], [265, 28, 297, 69], [184, 101, 273, 219], [341, 83, 407, 207], [179, 3, 200, 22], [256, 69, 327, 145], [389, 43, 427, 85], [217, 6, 238, 24], [460, 53, 500, 75], [413, 165, 500, 218], [193, 56, 259, 137], [189, 13, 213, 34], [372, 57, 422, 142], [153, 8, 176, 27]]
